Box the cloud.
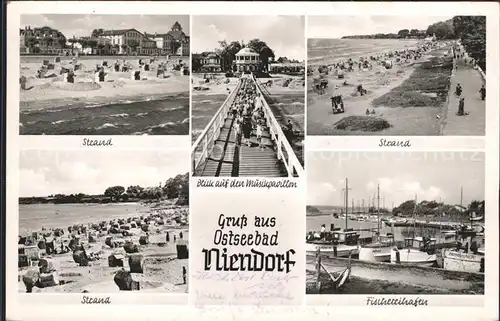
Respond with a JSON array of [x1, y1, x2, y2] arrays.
[[192, 15, 305, 60], [21, 14, 189, 38], [308, 15, 452, 38], [19, 150, 188, 197]]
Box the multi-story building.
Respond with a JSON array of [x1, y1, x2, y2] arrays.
[[144, 21, 190, 56], [96, 28, 144, 54], [71, 36, 113, 55], [192, 52, 222, 72], [20, 26, 67, 54], [140, 37, 161, 55], [234, 47, 262, 72]]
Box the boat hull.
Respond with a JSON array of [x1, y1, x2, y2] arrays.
[[390, 248, 437, 267], [358, 245, 392, 262], [306, 242, 359, 257], [442, 249, 484, 273]]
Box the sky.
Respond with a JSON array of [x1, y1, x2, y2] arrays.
[[192, 15, 305, 61], [308, 16, 452, 39], [19, 150, 189, 197], [20, 14, 190, 38], [307, 152, 485, 208]]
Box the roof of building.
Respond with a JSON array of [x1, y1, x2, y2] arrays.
[[100, 28, 143, 36], [172, 21, 182, 30], [144, 30, 187, 40], [236, 47, 260, 56], [193, 51, 219, 58]]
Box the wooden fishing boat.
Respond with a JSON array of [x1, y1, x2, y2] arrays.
[[390, 194, 437, 267], [306, 229, 360, 257], [390, 237, 438, 267], [359, 234, 395, 262], [306, 178, 360, 258], [358, 184, 395, 263]]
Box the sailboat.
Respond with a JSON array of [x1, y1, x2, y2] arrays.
[[359, 184, 395, 262], [390, 194, 437, 267], [442, 187, 485, 273], [306, 178, 360, 257]]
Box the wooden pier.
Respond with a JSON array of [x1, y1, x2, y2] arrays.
[[192, 74, 304, 177]]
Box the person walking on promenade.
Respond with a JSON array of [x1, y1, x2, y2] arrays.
[[457, 97, 465, 116], [479, 84, 486, 101], [455, 83, 462, 97]]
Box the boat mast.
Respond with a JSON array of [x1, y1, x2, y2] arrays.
[[413, 194, 417, 239], [377, 184, 380, 235], [343, 178, 350, 230]]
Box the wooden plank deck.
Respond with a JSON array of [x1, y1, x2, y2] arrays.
[[197, 113, 284, 177]]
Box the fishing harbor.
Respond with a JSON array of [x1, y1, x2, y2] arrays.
[[306, 177, 485, 294]]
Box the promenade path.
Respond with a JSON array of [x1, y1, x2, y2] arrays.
[[442, 53, 485, 135]]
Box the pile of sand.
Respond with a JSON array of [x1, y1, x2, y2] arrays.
[[333, 115, 391, 132]]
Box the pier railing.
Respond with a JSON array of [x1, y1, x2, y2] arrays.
[[191, 80, 243, 175], [252, 74, 304, 177]]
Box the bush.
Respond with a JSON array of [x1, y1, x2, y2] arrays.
[[333, 116, 391, 132]]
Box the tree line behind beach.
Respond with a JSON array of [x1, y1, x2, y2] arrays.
[[341, 16, 486, 72], [19, 172, 189, 206]]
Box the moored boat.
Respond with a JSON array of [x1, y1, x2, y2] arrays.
[[442, 248, 484, 273], [306, 228, 360, 257], [359, 233, 395, 262], [391, 247, 437, 267]]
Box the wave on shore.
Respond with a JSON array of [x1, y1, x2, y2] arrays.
[[19, 94, 189, 135]]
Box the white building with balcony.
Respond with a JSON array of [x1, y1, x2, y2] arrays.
[[234, 47, 261, 72]]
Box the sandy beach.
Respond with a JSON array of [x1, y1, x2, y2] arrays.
[[19, 56, 190, 135], [307, 41, 455, 135], [18, 201, 189, 293], [20, 56, 189, 110]]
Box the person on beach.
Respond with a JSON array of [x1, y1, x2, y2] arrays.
[[480, 84, 486, 101], [182, 266, 187, 284]]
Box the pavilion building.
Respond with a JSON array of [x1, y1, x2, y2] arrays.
[[234, 47, 261, 72]]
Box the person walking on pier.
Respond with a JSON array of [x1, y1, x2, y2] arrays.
[[235, 120, 242, 145], [242, 117, 252, 147], [256, 120, 264, 150]]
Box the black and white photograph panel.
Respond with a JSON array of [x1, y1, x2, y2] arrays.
[[19, 15, 190, 135], [306, 151, 485, 294], [307, 16, 486, 136], [191, 15, 305, 178], [18, 150, 189, 293]]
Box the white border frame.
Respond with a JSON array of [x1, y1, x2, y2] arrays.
[[6, 2, 499, 321]]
